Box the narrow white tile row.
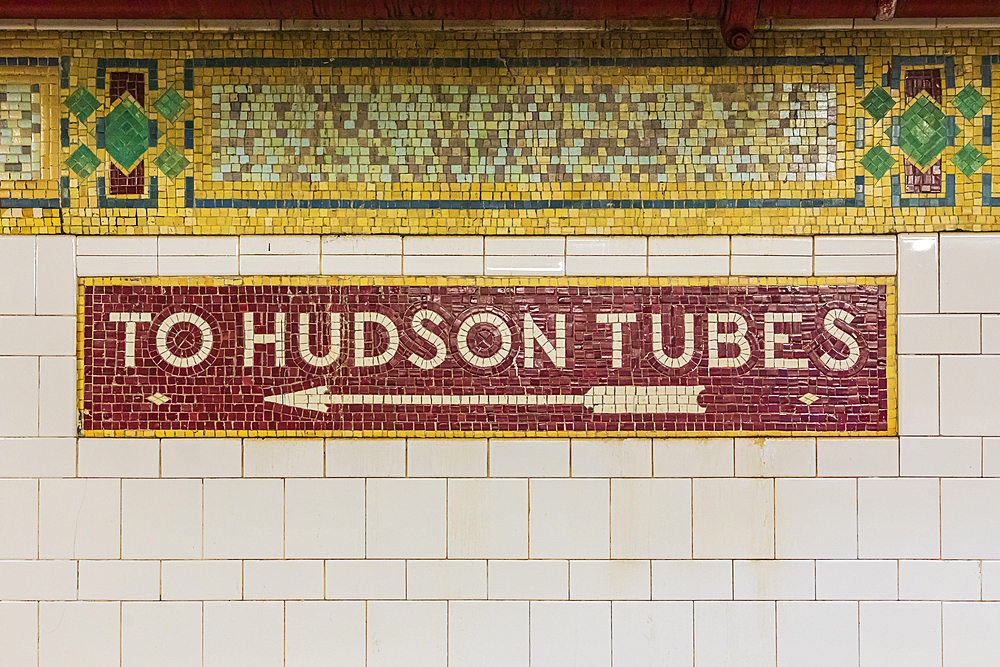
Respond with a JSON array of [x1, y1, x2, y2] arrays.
[[5, 436, 1000, 478], [0, 558, 998, 602]]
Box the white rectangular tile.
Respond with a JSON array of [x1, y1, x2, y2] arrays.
[[940, 356, 1000, 436], [35, 237, 76, 316], [403, 236, 483, 255], [652, 560, 733, 600], [0, 358, 38, 436], [161, 438, 242, 477], [0, 479, 37, 559], [734, 560, 814, 600], [983, 315, 1000, 353], [485, 236, 565, 255], [859, 478, 940, 558], [815, 560, 897, 600], [243, 438, 323, 477], [368, 601, 447, 667], [403, 254, 483, 275], [0, 236, 35, 315], [449, 600, 529, 667], [529, 479, 610, 559], [612, 601, 693, 666], [942, 479, 1000, 559], [76, 255, 158, 276], [898, 315, 981, 354], [489, 438, 569, 477], [898, 235, 939, 314], [649, 235, 729, 255], [900, 437, 981, 476], [572, 438, 652, 477], [0, 561, 77, 600], [122, 479, 202, 559], [244, 559, 325, 600], [814, 236, 897, 255], [161, 561, 243, 600], [448, 479, 527, 559], [322, 235, 402, 255], [158, 236, 239, 255], [0, 316, 76, 355], [406, 560, 487, 599], [203, 602, 284, 667], [817, 438, 899, 476], [239, 236, 320, 255], [408, 438, 487, 476], [813, 255, 896, 276], [899, 560, 981, 601], [776, 479, 857, 559], [77, 236, 157, 256], [285, 602, 366, 667], [860, 602, 941, 667], [366, 479, 447, 559], [239, 254, 321, 274], [694, 601, 776, 667], [326, 438, 406, 477], [566, 236, 646, 256], [487, 560, 568, 600], [78, 437, 159, 477], [0, 602, 38, 666], [565, 255, 646, 276], [38, 357, 76, 437], [530, 601, 611, 667], [777, 602, 859, 667], [654, 438, 734, 477], [39, 602, 119, 666], [693, 479, 774, 559], [485, 255, 565, 275], [943, 602, 1000, 667], [0, 438, 75, 477], [898, 356, 939, 436], [730, 254, 812, 276], [79, 560, 159, 600], [731, 236, 812, 256], [321, 254, 402, 275], [39, 479, 120, 559], [326, 560, 406, 600], [735, 437, 816, 477], [158, 255, 240, 275], [203, 479, 284, 559], [647, 254, 729, 276], [122, 601, 202, 667], [941, 234, 1000, 313], [285, 478, 365, 559], [611, 479, 691, 559], [570, 560, 650, 600], [986, 438, 1000, 476]]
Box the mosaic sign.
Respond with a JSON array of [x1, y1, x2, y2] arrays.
[[79, 277, 895, 437]]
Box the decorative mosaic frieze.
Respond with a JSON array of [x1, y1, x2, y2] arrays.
[[1, 30, 1000, 235], [79, 276, 895, 437]]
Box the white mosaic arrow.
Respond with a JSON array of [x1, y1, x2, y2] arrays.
[[264, 385, 707, 415]]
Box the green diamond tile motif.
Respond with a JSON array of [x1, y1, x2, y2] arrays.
[[952, 84, 987, 120], [66, 144, 101, 179], [153, 87, 190, 124], [861, 144, 895, 179], [861, 87, 895, 121], [154, 143, 190, 180], [104, 97, 150, 171], [898, 96, 947, 168], [64, 87, 100, 123], [952, 142, 987, 177]]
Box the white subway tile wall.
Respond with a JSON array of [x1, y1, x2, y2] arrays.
[[2, 232, 1000, 664]]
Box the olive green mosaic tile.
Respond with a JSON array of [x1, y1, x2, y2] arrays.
[[861, 144, 895, 180], [952, 84, 987, 120], [952, 142, 987, 177], [862, 86, 895, 121], [154, 143, 189, 180], [65, 143, 100, 179]]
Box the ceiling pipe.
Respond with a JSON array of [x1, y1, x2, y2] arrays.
[[1, 0, 997, 49]]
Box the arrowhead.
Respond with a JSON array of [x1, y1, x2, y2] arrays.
[[583, 385, 707, 414], [264, 386, 331, 413]]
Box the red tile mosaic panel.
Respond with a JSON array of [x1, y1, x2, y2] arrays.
[[79, 277, 895, 437], [109, 160, 145, 195]]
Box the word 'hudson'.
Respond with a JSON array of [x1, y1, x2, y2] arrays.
[[79, 277, 894, 437]]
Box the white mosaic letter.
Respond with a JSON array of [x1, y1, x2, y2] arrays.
[[764, 312, 808, 369], [652, 313, 695, 369], [708, 312, 751, 368], [456, 311, 513, 369], [156, 312, 214, 369], [243, 312, 286, 367], [354, 312, 400, 368], [596, 313, 637, 369], [523, 314, 566, 369], [408, 309, 447, 370], [109, 312, 152, 368], [298, 312, 341, 368], [818, 308, 863, 372]]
